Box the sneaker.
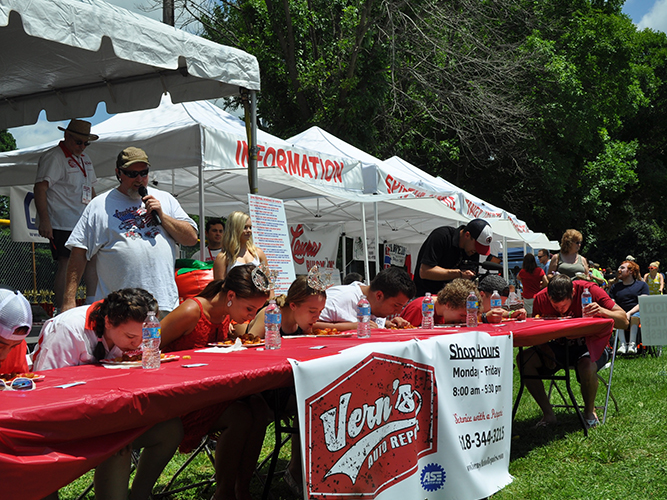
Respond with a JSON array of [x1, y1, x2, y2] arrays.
[[627, 342, 637, 355], [617, 343, 627, 355]]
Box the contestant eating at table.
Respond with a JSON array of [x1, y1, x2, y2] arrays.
[[400, 278, 477, 326], [0, 289, 32, 374], [315, 266, 416, 331], [477, 274, 527, 323], [243, 269, 328, 338], [159, 264, 271, 500], [31, 288, 183, 500], [519, 275, 628, 429]]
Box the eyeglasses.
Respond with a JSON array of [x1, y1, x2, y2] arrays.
[[119, 168, 150, 178], [0, 377, 35, 391], [73, 139, 90, 147]]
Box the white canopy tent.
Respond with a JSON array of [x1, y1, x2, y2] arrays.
[[0, 97, 469, 277], [0, 0, 261, 129]]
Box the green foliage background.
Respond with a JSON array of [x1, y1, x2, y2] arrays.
[[198, 0, 667, 271]]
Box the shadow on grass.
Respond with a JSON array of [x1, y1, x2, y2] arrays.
[[510, 414, 588, 461]]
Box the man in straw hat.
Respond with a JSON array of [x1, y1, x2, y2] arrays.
[[34, 119, 99, 312]]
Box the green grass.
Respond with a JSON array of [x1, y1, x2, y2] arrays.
[[57, 349, 667, 500]]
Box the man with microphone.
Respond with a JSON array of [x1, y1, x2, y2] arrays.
[[62, 147, 198, 316]]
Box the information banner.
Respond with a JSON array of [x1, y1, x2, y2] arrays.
[[289, 224, 340, 275], [248, 194, 296, 294], [290, 332, 513, 500], [10, 186, 48, 243]]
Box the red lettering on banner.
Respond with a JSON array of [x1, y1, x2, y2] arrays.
[[276, 149, 287, 173], [256, 144, 265, 164], [290, 224, 322, 265], [324, 159, 334, 182], [287, 151, 300, 176], [235, 141, 248, 168], [264, 147, 276, 166], [334, 161, 344, 183], [309, 156, 320, 178], [302, 155, 313, 178], [305, 353, 437, 499], [464, 199, 500, 219]]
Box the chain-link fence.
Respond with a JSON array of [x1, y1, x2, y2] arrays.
[[0, 227, 57, 292]]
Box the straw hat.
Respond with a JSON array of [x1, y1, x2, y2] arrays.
[[58, 119, 99, 141]]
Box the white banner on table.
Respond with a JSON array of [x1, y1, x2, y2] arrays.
[[248, 194, 296, 294], [289, 224, 340, 275], [290, 332, 513, 500], [10, 186, 49, 243]]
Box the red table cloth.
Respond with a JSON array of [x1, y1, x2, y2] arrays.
[[0, 318, 611, 499]]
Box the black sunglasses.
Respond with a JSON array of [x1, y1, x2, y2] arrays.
[[119, 168, 150, 178], [74, 139, 90, 147]]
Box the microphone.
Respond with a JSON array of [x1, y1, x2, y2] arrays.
[[138, 186, 162, 225]]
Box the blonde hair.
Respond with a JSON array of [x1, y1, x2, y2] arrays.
[[222, 211, 259, 264], [560, 229, 583, 255], [650, 261, 660, 270]]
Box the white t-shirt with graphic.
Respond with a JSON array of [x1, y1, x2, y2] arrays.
[[66, 187, 196, 312]]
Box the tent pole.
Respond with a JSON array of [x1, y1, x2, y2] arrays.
[[374, 202, 380, 274], [245, 89, 259, 194], [360, 203, 370, 283], [503, 235, 508, 282], [198, 162, 205, 260], [341, 233, 346, 280]]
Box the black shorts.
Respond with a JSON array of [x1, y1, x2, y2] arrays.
[[50, 229, 72, 260], [536, 340, 611, 383]]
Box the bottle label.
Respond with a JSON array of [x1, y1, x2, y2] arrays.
[[143, 327, 160, 339], [422, 302, 434, 314], [491, 299, 502, 308], [466, 300, 478, 309], [266, 312, 281, 324], [358, 305, 371, 316], [582, 296, 592, 305]]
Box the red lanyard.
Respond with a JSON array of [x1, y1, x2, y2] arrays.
[[59, 142, 87, 177]]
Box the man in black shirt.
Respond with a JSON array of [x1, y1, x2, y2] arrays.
[[413, 218, 493, 296]]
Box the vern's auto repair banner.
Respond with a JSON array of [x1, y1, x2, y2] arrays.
[[290, 332, 513, 500], [289, 224, 340, 275]]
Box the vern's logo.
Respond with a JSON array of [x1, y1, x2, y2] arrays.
[[305, 353, 437, 498]]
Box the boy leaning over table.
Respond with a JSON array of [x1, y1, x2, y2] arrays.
[[518, 275, 628, 429], [0, 289, 32, 374]]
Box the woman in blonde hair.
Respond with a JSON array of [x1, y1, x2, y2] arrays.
[[213, 211, 268, 280], [547, 229, 589, 280], [643, 261, 664, 295]]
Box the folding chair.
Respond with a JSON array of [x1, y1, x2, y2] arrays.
[[547, 329, 620, 425], [260, 388, 299, 500], [153, 437, 217, 498]]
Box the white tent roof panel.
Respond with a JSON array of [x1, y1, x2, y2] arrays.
[[0, 0, 261, 128]]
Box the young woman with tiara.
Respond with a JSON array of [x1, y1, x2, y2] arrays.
[[31, 288, 183, 500], [212, 211, 268, 281], [160, 264, 272, 500]]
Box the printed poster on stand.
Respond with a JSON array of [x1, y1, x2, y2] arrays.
[[248, 194, 296, 294], [289, 224, 340, 275], [290, 332, 513, 500]]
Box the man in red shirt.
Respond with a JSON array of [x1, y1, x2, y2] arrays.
[[0, 289, 32, 374], [520, 275, 627, 428]]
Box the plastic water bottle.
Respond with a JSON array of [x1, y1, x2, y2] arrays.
[[466, 291, 479, 328], [490, 290, 502, 309], [265, 300, 282, 349], [581, 287, 593, 317], [142, 310, 161, 370], [421, 293, 435, 329], [357, 294, 371, 338]]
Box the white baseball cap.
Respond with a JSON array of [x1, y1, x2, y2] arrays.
[[0, 289, 32, 341]]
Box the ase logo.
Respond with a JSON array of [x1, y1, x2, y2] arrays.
[[305, 352, 438, 498]]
